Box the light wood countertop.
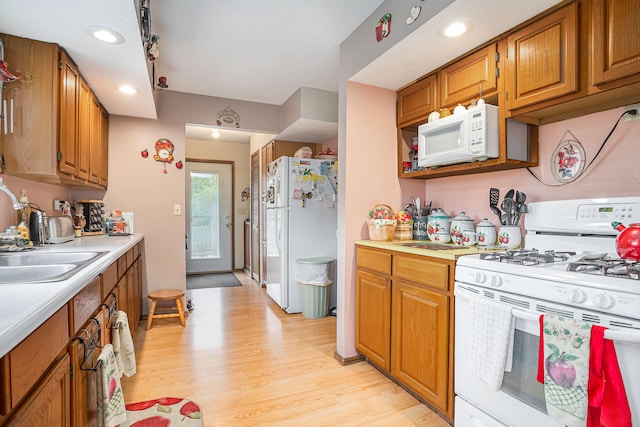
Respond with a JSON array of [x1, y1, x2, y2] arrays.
[[355, 239, 498, 260]]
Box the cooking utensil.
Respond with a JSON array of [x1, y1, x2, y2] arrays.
[[514, 191, 527, 226], [501, 197, 515, 225], [489, 188, 502, 224], [504, 188, 515, 201]]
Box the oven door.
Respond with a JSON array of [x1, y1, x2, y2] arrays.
[[454, 283, 640, 427]]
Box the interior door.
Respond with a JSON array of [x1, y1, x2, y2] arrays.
[[250, 151, 260, 282], [186, 161, 233, 273]]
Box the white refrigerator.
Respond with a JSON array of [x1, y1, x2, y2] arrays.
[[265, 156, 338, 313]]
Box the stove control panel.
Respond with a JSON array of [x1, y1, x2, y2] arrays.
[[577, 201, 640, 224], [455, 265, 640, 320]]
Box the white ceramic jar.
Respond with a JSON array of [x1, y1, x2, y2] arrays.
[[427, 208, 451, 242], [450, 212, 475, 245], [476, 218, 497, 247]]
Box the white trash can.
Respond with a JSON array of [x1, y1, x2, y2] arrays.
[[295, 257, 334, 319]]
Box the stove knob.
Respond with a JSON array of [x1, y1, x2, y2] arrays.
[[568, 288, 587, 304], [490, 275, 503, 287], [594, 293, 616, 309], [474, 272, 487, 284]]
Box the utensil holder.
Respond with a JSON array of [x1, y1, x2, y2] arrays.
[[412, 216, 428, 240]]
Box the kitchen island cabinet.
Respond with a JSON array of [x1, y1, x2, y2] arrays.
[[355, 242, 458, 421], [0, 33, 109, 189]]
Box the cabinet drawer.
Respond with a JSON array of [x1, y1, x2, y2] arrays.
[[125, 248, 134, 270], [0, 305, 69, 414], [394, 255, 449, 291], [101, 262, 118, 300], [70, 276, 101, 335], [117, 254, 126, 279], [356, 247, 392, 275]]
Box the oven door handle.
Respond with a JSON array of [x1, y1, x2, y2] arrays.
[[456, 287, 640, 345]]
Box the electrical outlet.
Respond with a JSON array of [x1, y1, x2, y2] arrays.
[[624, 104, 640, 122], [173, 204, 182, 216], [53, 199, 67, 211]]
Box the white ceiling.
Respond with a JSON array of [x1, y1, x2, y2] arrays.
[[0, 0, 560, 142]]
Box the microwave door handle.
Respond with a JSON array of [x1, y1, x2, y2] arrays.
[[457, 287, 640, 345]]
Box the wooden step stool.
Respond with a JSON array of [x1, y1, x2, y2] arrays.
[[146, 289, 186, 330]]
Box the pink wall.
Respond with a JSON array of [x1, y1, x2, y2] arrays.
[[340, 82, 424, 359], [0, 175, 70, 231]]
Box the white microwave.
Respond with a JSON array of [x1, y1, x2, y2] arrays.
[[417, 104, 499, 168]]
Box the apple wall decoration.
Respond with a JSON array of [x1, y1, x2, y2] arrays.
[[140, 139, 183, 173]]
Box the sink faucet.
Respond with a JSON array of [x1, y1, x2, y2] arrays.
[[0, 180, 23, 210]]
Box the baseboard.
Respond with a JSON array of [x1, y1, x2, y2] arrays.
[[334, 351, 365, 366]]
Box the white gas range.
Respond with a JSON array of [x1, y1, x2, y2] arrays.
[[454, 197, 640, 427]]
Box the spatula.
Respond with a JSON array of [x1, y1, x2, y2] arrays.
[[489, 188, 502, 224]]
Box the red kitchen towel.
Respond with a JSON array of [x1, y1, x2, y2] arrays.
[[587, 325, 632, 427]]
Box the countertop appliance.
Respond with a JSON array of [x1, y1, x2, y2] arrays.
[[418, 104, 500, 168], [47, 216, 74, 244], [265, 156, 337, 313], [454, 197, 640, 427]]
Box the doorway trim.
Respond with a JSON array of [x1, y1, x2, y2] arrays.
[[185, 158, 235, 273]]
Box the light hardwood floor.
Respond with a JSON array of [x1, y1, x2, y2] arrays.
[[121, 272, 450, 426]]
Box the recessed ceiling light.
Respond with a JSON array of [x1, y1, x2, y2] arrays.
[[439, 19, 473, 38], [212, 130, 221, 138], [86, 25, 125, 44], [118, 85, 138, 95]]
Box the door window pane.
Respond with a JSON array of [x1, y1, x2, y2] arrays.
[[190, 171, 220, 259]]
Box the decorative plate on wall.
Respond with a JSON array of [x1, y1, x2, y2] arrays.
[[550, 132, 585, 183]]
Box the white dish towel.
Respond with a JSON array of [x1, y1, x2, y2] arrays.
[[467, 293, 516, 391], [97, 344, 127, 427], [112, 310, 136, 377]]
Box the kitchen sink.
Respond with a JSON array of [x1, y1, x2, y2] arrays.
[[0, 251, 108, 284], [0, 251, 105, 267]]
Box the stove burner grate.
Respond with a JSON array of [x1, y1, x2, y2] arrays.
[[479, 249, 576, 265], [568, 258, 640, 280]]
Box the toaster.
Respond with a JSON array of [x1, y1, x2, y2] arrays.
[[47, 216, 75, 244]]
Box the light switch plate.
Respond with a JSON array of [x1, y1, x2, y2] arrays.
[[173, 204, 182, 216]]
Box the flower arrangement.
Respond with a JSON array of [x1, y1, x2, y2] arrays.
[[367, 204, 396, 241]]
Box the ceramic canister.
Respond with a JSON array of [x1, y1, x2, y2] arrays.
[[498, 225, 522, 249], [427, 208, 451, 241], [476, 218, 497, 246], [450, 212, 475, 245]]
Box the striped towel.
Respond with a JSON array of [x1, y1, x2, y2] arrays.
[[468, 294, 516, 391], [97, 344, 127, 427], [112, 310, 136, 377]]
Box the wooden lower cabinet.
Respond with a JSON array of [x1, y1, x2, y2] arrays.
[[4, 354, 71, 427], [355, 269, 392, 371], [391, 280, 449, 410], [355, 245, 454, 420], [0, 240, 144, 426]]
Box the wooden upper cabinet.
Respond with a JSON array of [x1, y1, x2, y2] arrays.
[[439, 43, 498, 108], [0, 34, 59, 178], [505, 2, 579, 111], [88, 94, 101, 185], [100, 107, 109, 188], [397, 74, 438, 126], [58, 50, 79, 177], [591, 0, 640, 86], [77, 78, 91, 181]]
